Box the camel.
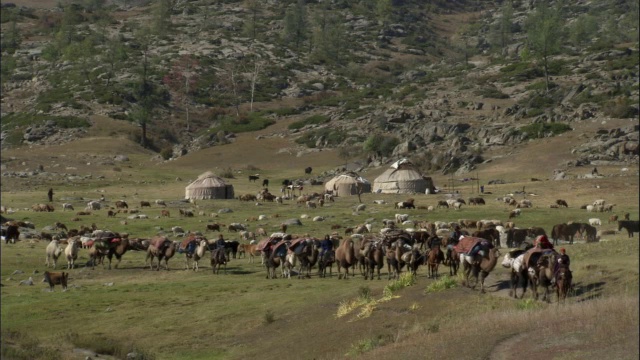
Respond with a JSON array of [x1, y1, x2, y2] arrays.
[[363, 240, 384, 280], [530, 253, 557, 302], [335, 238, 356, 279], [293, 239, 319, 279], [45, 240, 63, 269], [210, 247, 227, 274], [65, 238, 79, 269], [386, 239, 410, 280], [88, 237, 130, 270], [146, 239, 176, 270], [105, 238, 131, 269], [185, 239, 208, 271], [460, 247, 500, 293], [501, 249, 529, 299], [264, 241, 287, 279]]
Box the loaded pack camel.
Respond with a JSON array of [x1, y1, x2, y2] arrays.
[[264, 240, 287, 279], [460, 247, 500, 293], [292, 238, 319, 279], [361, 239, 384, 280], [185, 239, 208, 271], [145, 238, 176, 270], [386, 238, 411, 280]]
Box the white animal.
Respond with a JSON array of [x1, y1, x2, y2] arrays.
[[586, 205, 595, 212], [155, 200, 167, 206], [65, 239, 79, 269], [45, 240, 63, 268], [86, 201, 101, 211], [395, 214, 410, 224], [588, 218, 601, 226], [62, 203, 74, 211], [593, 199, 606, 206], [453, 202, 463, 210], [373, 200, 386, 205]]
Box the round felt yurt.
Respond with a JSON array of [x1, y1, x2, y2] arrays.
[[324, 172, 372, 197], [373, 159, 436, 194], [185, 171, 235, 200]]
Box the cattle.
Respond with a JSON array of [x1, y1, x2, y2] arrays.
[[206, 223, 221, 232], [179, 209, 194, 217], [228, 223, 245, 232], [506, 228, 529, 248], [436, 201, 449, 209], [107, 210, 116, 217], [5, 224, 20, 244], [140, 201, 151, 208], [115, 200, 128, 209], [468, 197, 485, 205], [86, 201, 101, 211], [556, 199, 568, 207], [248, 174, 260, 182], [304, 167, 312, 174], [262, 179, 269, 187], [43, 271, 68, 291], [453, 202, 463, 210], [62, 203, 74, 211], [155, 200, 167, 207]]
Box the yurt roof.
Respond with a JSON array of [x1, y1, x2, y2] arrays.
[[186, 172, 230, 189], [328, 172, 371, 185]]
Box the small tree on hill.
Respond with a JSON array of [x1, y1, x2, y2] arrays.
[[526, 0, 563, 92], [163, 54, 200, 132]]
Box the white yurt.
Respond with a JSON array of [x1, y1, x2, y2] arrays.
[[372, 159, 436, 194], [185, 171, 235, 200], [324, 172, 372, 197]]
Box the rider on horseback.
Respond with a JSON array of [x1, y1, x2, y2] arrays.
[[320, 235, 333, 262]]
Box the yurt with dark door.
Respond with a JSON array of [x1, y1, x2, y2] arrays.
[[373, 159, 435, 194], [185, 171, 235, 200], [324, 172, 372, 197]]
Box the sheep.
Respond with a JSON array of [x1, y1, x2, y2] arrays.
[[155, 200, 167, 207], [586, 205, 595, 212], [395, 214, 410, 224], [588, 218, 601, 226], [453, 202, 463, 210], [593, 199, 606, 207], [306, 201, 317, 209], [62, 203, 74, 211], [172, 226, 185, 236]]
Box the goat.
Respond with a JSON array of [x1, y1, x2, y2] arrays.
[[43, 271, 68, 291]]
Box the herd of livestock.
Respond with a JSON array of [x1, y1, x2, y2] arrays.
[[1, 194, 638, 301]]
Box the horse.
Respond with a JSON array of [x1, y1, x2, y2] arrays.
[[555, 265, 572, 304], [210, 247, 228, 274], [618, 220, 639, 238], [427, 245, 442, 279], [444, 239, 460, 276]]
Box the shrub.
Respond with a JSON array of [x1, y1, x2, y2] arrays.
[[263, 310, 275, 325], [602, 98, 638, 118], [160, 147, 173, 160], [517, 122, 572, 140], [474, 86, 510, 99], [207, 112, 275, 134], [218, 167, 235, 179]]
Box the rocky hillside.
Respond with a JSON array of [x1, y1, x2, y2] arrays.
[[1, 0, 638, 175]]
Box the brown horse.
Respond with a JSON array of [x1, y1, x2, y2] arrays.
[[444, 245, 460, 276], [427, 245, 442, 279], [472, 228, 501, 248], [555, 266, 572, 304]]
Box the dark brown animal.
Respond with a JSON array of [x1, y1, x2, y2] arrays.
[[210, 247, 228, 274], [206, 223, 221, 232], [436, 201, 449, 209], [43, 271, 68, 291], [472, 228, 501, 248], [468, 197, 486, 205], [555, 266, 572, 304], [107, 210, 116, 217], [618, 220, 639, 238], [160, 210, 170, 218], [506, 228, 528, 248], [556, 199, 568, 207], [5, 224, 20, 244], [115, 200, 128, 209], [427, 245, 442, 279], [140, 201, 151, 208], [608, 215, 618, 224]]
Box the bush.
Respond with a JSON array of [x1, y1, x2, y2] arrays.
[[207, 112, 275, 134], [474, 86, 510, 99], [218, 167, 235, 179], [160, 147, 173, 160], [602, 98, 638, 118]]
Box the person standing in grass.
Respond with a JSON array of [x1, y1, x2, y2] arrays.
[[47, 188, 54, 202]]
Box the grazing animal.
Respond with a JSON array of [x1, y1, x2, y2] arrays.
[[445, 245, 460, 276], [468, 197, 486, 205], [210, 247, 228, 274], [155, 200, 167, 207], [206, 223, 221, 232], [115, 200, 128, 209], [248, 174, 260, 182], [501, 249, 529, 299], [618, 220, 639, 238], [551, 223, 580, 245], [262, 179, 269, 187], [506, 228, 528, 248], [62, 203, 74, 211], [140, 201, 151, 208], [161, 210, 170, 218], [361, 240, 384, 280], [304, 166, 312, 174], [588, 218, 601, 226], [43, 271, 68, 291], [224, 240, 240, 259], [608, 215, 619, 224], [624, 213, 630, 220], [107, 210, 116, 217], [45, 240, 63, 268], [436, 200, 449, 209], [556, 199, 568, 207], [86, 201, 101, 211], [5, 224, 20, 244], [473, 228, 501, 248]]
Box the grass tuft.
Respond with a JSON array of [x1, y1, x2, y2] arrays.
[[425, 275, 458, 293]]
